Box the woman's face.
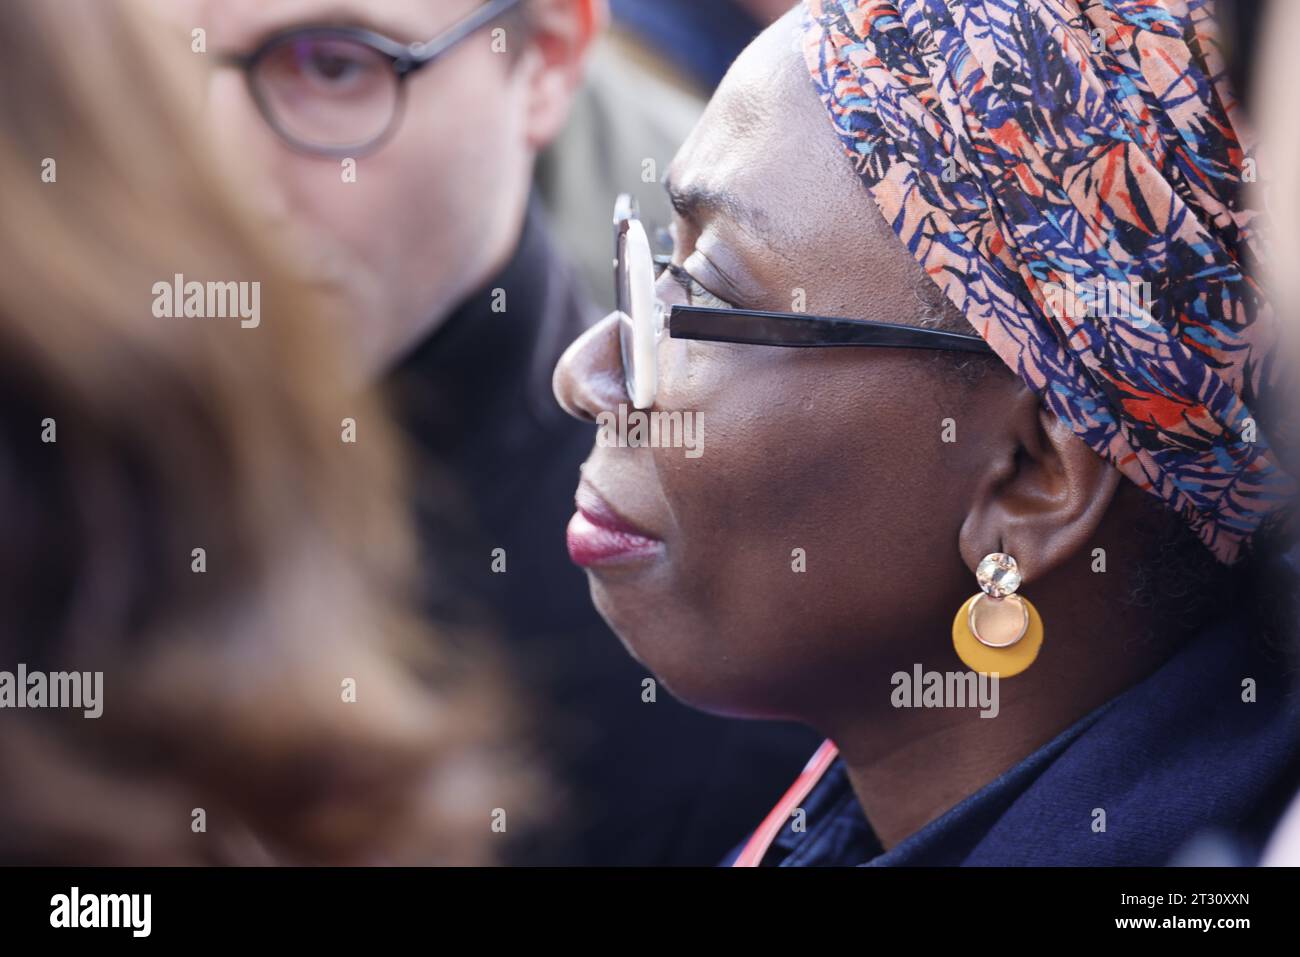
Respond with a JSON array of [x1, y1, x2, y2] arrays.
[[554, 15, 1017, 722]]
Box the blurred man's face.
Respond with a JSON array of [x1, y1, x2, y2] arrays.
[[174, 0, 537, 368]]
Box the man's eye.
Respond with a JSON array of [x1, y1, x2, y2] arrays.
[[666, 264, 733, 310], [308, 53, 362, 81], [283, 40, 377, 89]]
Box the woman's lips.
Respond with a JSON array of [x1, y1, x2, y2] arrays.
[[567, 481, 664, 568]]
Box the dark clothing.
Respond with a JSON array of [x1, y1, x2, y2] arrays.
[[388, 200, 820, 865], [610, 0, 765, 93], [725, 616, 1300, 866]]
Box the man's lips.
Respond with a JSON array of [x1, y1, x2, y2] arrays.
[[567, 481, 664, 568]]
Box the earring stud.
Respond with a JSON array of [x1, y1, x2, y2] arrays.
[[951, 552, 1044, 677]]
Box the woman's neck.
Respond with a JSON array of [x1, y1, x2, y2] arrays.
[[817, 613, 1178, 851]]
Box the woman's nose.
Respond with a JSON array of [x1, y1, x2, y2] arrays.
[[553, 311, 629, 423]]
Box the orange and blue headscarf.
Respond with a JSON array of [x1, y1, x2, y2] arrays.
[[802, 0, 1289, 563]]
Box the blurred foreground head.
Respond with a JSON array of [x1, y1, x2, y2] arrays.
[[0, 0, 531, 865]]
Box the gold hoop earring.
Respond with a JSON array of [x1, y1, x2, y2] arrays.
[[951, 552, 1043, 677]]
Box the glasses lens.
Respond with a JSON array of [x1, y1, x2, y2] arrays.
[[253, 35, 398, 152], [615, 227, 637, 401], [615, 212, 659, 409]]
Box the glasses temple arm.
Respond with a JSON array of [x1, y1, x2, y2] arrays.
[[408, 0, 524, 66], [668, 306, 994, 354]]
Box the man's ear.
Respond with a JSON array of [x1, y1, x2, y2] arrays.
[[958, 383, 1121, 584], [520, 0, 606, 151]]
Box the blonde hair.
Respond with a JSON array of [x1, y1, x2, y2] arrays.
[[0, 0, 535, 864]]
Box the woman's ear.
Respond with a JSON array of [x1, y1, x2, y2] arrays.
[[958, 383, 1121, 583]]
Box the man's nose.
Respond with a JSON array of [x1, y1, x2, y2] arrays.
[[553, 311, 629, 423]]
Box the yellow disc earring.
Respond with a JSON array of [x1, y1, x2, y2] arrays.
[[951, 552, 1043, 677]]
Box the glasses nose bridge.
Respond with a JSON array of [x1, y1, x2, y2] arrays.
[[653, 265, 686, 311]]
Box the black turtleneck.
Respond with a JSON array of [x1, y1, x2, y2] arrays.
[[388, 199, 819, 865]]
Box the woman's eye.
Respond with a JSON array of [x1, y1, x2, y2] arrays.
[[666, 264, 733, 310]]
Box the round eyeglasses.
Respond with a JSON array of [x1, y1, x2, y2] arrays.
[[614, 194, 664, 410], [220, 0, 523, 158], [612, 193, 994, 410]]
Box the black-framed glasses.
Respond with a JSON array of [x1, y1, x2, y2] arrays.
[[219, 0, 523, 157], [614, 194, 994, 409]]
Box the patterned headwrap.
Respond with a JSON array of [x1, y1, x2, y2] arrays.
[[802, 0, 1289, 563]]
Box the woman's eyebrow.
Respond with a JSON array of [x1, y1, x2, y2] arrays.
[[664, 173, 768, 236]]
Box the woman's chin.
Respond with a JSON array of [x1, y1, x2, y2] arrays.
[[590, 600, 758, 716]]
